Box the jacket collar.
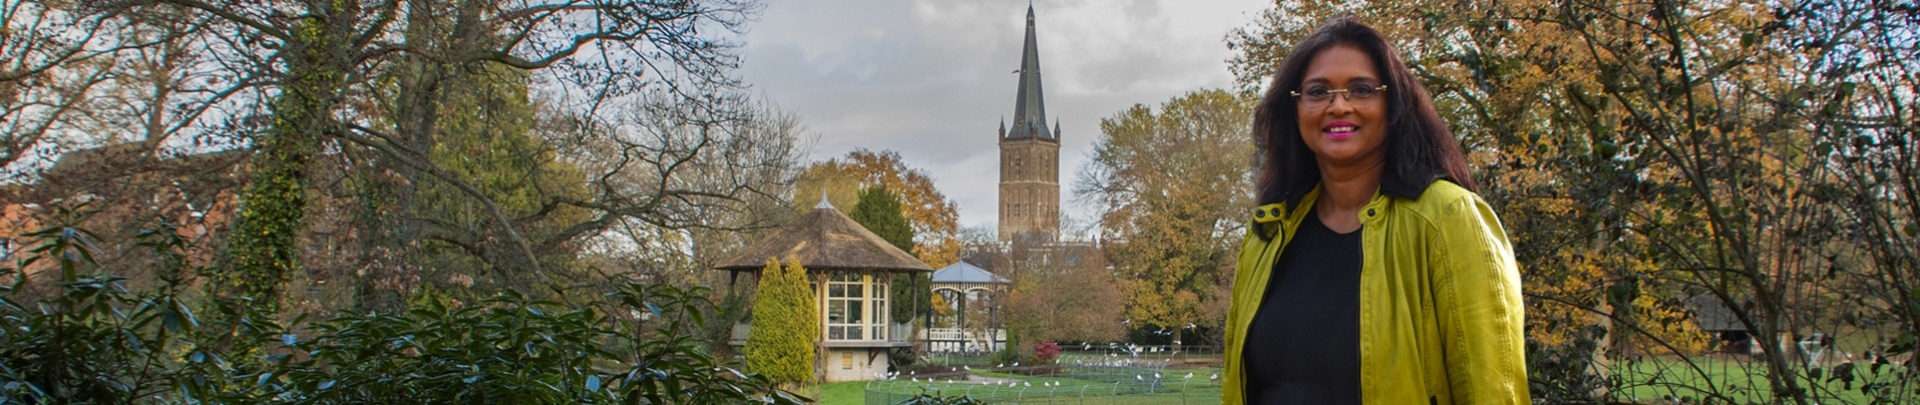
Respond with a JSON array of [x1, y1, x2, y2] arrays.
[[1278, 170, 1448, 209]]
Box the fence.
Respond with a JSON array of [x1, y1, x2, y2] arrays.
[[918, 345, 1224, 368], [864, 362, 1224, 404]]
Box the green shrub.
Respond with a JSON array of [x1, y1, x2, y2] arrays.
[[0, 218, 202, 403], [895, 389, 986, 405], [210, 284, 805, 404], [746, 258, 819, 386], [1, 218, 807, 404]]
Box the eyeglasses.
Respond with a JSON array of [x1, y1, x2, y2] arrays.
[[1290, 84, 1388, 109]]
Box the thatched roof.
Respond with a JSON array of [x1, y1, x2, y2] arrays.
[[712, 199, 933, 273]]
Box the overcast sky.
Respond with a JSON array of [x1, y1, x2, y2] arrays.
[[736, 0, 1269, 234]]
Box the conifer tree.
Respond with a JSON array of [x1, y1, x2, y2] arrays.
[[849, 186, 925, 324], [746, 258, 817, 386]]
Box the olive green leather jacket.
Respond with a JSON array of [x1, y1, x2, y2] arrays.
[[1223, 181, 1529, 404]]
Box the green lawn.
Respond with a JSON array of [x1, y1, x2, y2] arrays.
[[816, 381, 867, 405], [1611, 356, 1908, 404], [815, 366, 1224, 405], [817, 356, 1911, 404]]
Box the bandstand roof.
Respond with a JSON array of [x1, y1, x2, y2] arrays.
[[931, 261, 1010, 285], [712, 197, 933, 272]]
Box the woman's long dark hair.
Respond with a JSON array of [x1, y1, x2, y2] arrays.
[[1251, 17, 1476, 206]]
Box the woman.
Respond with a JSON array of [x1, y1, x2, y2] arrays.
[[1222, 18, 1529, 404]]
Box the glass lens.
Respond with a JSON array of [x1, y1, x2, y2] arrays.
[[1350, 85, 1379, 99], [1303, 86, 1331, 101]]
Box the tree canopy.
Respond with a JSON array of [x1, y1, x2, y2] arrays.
[[796, 149, 962, 268], [1078, 89, 1257, 346]]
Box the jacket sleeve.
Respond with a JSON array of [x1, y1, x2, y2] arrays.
[[1430, 195, 1530, 404]]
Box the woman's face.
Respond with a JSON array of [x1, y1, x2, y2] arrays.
[[1295, 45, 1389, 171]]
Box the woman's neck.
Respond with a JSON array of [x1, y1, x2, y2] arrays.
[[1315, 160, 1384, 233]]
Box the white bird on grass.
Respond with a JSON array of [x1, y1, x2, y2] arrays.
[[1185, 372, 1194, 379], [1136, 375, 1144, 381], [1209, 373, 1220, 381]]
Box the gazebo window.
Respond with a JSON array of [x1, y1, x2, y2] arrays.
[[826, 272, 888, 341]]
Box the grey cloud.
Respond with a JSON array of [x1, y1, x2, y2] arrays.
[[738, 0, 1264, 229]]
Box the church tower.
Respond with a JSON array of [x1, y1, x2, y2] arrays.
[[998, 4, 1060, 243]]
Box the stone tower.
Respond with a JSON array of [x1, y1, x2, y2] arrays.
[[998, 4, 1059, 244]]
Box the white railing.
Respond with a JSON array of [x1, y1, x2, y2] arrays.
[[730, 322, 751, 344], [890, 323, 912, 343], [927, 328, 965, 341], [921, 327, 1007, 352]]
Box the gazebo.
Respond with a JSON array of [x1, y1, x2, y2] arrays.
[[1685, 294, 1768, 354], [927, 261, 1011, 353], [713, 197, 933, 382]]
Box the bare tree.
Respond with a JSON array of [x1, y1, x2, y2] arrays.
[[64, 0, 764, 311]]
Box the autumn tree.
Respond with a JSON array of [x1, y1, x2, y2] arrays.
[[746, 258, 818, 386], [1230, 1, 1920, 402], [1078, 89, 1256, 348], [795, 149, 962, 268], [1004, 245, 1125, 344]]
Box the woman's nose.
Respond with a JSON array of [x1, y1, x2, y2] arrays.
[[1325, 93, 1356, 115]]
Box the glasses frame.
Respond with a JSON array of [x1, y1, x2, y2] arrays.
[[1290, 84, 1390, 109]]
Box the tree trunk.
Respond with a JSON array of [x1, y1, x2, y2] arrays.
[[222, 4, 357, 315]]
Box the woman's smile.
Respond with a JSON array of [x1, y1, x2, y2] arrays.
[[1323, 120, 1359, 139]]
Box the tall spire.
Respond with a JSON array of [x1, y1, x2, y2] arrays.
[[1008, 4, 1051, 140]]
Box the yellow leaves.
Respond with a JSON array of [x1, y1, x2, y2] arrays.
[[1631, 289, 1711, 356], [1090, 89, 1254, 331], [796, 149, 962, 267]]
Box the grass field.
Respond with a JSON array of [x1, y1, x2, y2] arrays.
[[1611, 356, 1910, 404], [815, 364, 1224, 405], [814, 356, 1911, 404]]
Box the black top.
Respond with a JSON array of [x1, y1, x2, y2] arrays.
[[1242, 208, 1362, 404]]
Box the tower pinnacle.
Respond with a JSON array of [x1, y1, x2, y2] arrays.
[[998, 4, 1061, 244], [1008, 4, 1050, 140]]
